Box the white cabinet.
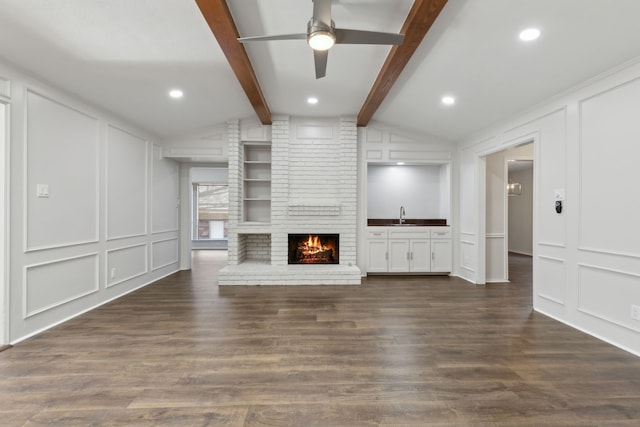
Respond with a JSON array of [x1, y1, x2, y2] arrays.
[[431, 239, 452, 272], [367, 239, 389, 273], [410, 239, 431, 272], [367, 228, 388, 273], [388, 239, 411, 272], [366, 226, 451, 274]]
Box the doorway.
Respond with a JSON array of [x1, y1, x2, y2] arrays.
[[481, 141, 534, 284], [192, 183, 228, 250]]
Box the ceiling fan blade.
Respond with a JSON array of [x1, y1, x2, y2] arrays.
[[334, 28, 404, 45], [314, 49, 328, 79], [237, 33, 307, 43]]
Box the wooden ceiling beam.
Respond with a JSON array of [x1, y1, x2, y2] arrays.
[[357, 0, 448, 127], [195, 0, 272, 125]]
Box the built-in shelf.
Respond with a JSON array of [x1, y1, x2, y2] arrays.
[[243, 143, 271, 223]]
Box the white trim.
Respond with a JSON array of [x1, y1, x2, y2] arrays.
[[538, 294, 564, 305], [538, 241, 565, 248], [577, 246, 640, 260], [535, 307, 640, 358], [105, 243, 149, 288], [23, 252, 99, 319]]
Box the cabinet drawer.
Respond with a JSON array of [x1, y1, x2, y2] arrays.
[[388, 227, 429, 239], [430, 227, 451, 239], [367, 228, 388, 239]]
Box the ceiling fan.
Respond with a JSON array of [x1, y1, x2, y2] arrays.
[[237, 0, 405, 79]]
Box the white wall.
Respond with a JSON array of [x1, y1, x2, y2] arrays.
[[456, 58, 640, 356], [508, 166, 533, 256], [367, 165, 441, 219], [2, 61, 180, 343]]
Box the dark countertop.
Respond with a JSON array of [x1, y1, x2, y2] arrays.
[[368, 219, 448, 226]]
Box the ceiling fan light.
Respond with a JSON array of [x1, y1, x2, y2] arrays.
[[308, 31, 335, 51]]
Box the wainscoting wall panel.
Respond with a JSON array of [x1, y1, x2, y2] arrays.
[[536, 255, 566, 305], [106, 125, 147, 240], [578, 263, 640, 332], [24, 253, 99, 318], [152, 238, 178, 271], [578, 78, 640, 258], [151, 145, 179, 233], [106, 244, 148, 288], [25, 90, 99, 251]]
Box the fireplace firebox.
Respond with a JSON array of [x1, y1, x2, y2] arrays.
[[288, 234, 339, 264]]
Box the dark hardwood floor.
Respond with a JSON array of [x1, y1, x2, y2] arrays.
[[2, 251, 640, 426]]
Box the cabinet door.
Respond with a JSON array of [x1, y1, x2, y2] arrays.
[[388, 239, 410, 272], [410, 239, 431, 272], [431, 239, 452, 272], [367, 239, 389, 273]]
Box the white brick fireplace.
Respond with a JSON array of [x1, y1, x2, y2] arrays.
[[218, 116, 361, 285]]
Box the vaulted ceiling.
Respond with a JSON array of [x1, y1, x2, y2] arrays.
[[1, 0, 640, 142]]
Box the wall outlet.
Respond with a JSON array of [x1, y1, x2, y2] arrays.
[[110, 268, 117, 280], [631, 304, 640, 321]]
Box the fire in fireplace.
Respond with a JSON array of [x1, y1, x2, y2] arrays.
[[288, 234, 339, 264]]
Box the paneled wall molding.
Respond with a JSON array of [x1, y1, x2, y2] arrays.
[[105, 125, 148, 241], [578, 246, 640, 260], [23, 253, 99, 319], [388, 150, 451, 162], [577, 74, 640, 106], [536, 255, 566, 306], [578, 76, 640, 259], [165, 147, 223, 158], [151, 237, 179, 271], [151, 144, 179, 234], [539, 294, 565, 306], [538, 241, 566, 248], [24, 89, 100, 253], [106, 243, 148, 288], [5, 61, 181, 343], [0, 75, 10, 99], [577, 263, 640, 333]]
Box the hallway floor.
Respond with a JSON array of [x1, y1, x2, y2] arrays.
[[1, 251, 640, 426]]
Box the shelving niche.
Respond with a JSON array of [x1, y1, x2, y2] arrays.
[[243, 142, 271, 223]]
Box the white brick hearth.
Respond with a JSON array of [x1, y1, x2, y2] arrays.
[[219, 116, 361, 285]]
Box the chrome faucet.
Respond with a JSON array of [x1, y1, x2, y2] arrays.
[[400, 206, 406, 225]]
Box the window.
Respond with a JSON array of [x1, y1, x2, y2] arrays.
[[193, 184, 228, 240]]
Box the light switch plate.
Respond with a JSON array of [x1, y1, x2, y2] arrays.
[[37, 184, 49, 198]]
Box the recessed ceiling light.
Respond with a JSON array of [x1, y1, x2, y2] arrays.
[[519, 28, 541, 41], [441, 96, 456, 105], [169, 89, 183, 99], [307, 97, 319, 105], [397, 162, 405, 165]]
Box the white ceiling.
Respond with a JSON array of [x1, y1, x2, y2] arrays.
[[1, 0, 640, 142]]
